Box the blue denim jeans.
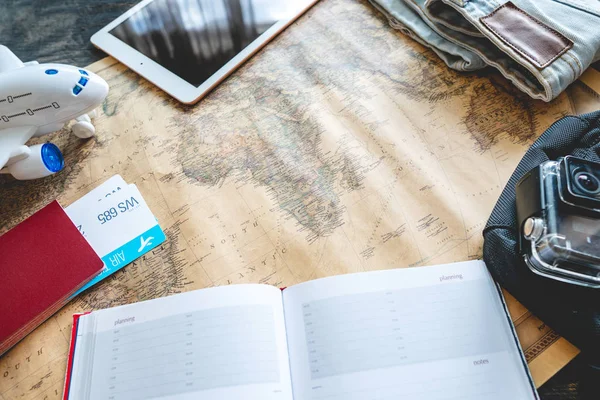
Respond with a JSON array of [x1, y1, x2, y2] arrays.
[[370, 0, 600, 101]]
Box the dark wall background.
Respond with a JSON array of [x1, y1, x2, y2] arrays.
[[0, 0, 592, 398]]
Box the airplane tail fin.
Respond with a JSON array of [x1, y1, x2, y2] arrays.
[[0, 45, 24, 73], [0, 154, 9, 172]]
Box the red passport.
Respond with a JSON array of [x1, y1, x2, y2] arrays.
[[0, 201, 103, 356]]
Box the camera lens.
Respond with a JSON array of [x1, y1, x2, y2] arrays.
[[574, 171, 600, 194]]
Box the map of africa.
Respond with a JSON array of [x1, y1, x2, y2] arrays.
[[2, 0, 599, 398]]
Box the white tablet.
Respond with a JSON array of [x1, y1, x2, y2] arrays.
[[92, 0, 319, 104]]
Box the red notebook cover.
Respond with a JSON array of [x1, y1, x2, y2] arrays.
[[63, 312, 89, 400], [0, 201, 103, 356]]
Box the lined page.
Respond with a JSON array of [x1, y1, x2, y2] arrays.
[[283, 261, 536, 400], [71, 285, 292, 400]]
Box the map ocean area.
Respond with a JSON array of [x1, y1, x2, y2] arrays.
[[1, 0, 598, 398], [66, 262, 536, 400]]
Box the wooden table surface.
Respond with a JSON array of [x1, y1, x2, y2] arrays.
[[0, 0, 594, 399]]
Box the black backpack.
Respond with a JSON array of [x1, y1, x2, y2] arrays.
[[483, 111, 600, 395]]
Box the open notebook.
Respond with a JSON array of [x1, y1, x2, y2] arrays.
[[64, 261, 538, 400]]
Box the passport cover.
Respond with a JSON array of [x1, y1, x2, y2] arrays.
[[0, 201, 103, 356]]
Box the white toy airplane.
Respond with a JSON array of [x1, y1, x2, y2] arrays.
[[0, 45, 109, 180]]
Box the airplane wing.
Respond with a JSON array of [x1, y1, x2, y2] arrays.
[[0, 126, 37, 170], [0, 45, 24, 73]]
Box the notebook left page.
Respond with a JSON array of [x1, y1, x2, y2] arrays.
[[68, 285, 292, 400]]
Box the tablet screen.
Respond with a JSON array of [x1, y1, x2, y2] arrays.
[[110, 0, 299, 87]]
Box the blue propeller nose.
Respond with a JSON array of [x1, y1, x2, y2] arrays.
[[41, 143, 64, 173]]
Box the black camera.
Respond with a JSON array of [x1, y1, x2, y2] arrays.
[[516, 156, 600, 288]]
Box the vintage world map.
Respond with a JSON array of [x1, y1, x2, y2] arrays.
[[2, 0, 599, 398]]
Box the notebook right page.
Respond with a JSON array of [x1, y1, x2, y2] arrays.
[[283, 260, 537, 400]]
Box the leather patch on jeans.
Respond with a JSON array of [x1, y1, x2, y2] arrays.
[[480, 2, 573, 69]]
